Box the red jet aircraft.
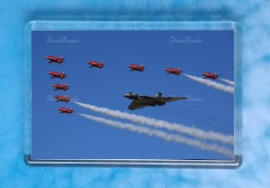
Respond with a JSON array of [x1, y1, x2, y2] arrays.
[[202, 72, 220, 80], [58, 107, 73, 114], [54, 95, 70, 103], [48, 71, 67, 80], [165, 67, 181, 75], [52, 83, 69, 91], [45, 56, 64, 64], [128, 64, 145, 72], [87, 61, 105, 69]]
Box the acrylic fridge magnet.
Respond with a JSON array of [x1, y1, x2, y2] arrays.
[[24, 21, 242, 168]]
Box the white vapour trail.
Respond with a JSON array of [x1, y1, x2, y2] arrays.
[[183, 74, 234, 94], [78, 113, 234, 158], [73, 101, 234, 145], [219, 78, 234, 86]]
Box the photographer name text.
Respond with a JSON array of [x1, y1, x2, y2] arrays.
[[169, 36, 203, 44], [46, 36, 80, 43]]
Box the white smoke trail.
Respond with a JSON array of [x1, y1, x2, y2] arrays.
[[73, 101, 234, 145], [219, 78, 234, 86], [183, 74, 234, 94], [78, 113, 234, 158]]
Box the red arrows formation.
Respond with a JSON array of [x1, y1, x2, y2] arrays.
[[86, 60, 220, 80], [46, 55, 184, 76], [46, 56, 72, 114], [87, 60, 183, 76], [46, 55, 221, 115]]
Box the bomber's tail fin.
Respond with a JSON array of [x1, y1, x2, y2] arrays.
[[155, 92, 162, 97]]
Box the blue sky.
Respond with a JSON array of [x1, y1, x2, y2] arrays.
[[32, 30, 234, 160]]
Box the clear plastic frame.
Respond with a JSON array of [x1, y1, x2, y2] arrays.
[[24, 21, 242, 168]]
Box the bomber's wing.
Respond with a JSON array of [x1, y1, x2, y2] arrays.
[[155, 96, 188, 103], [128, 100, 148, 110]]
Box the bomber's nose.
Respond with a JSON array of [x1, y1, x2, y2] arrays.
[[124, 93, 131, 98]]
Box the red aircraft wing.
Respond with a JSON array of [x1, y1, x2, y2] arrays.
[[55, 95, 70, 102], [52, 84, 69, 91], [202, 72, 219, 80], [128, 64, 145, 72], [88, 61, 104, 69], [58, 107, 73, 114], [166, 67, 181, 75], [46, 56, 64, 64]]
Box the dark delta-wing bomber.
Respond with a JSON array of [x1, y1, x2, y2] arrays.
[[124, 92, 188, 110]]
